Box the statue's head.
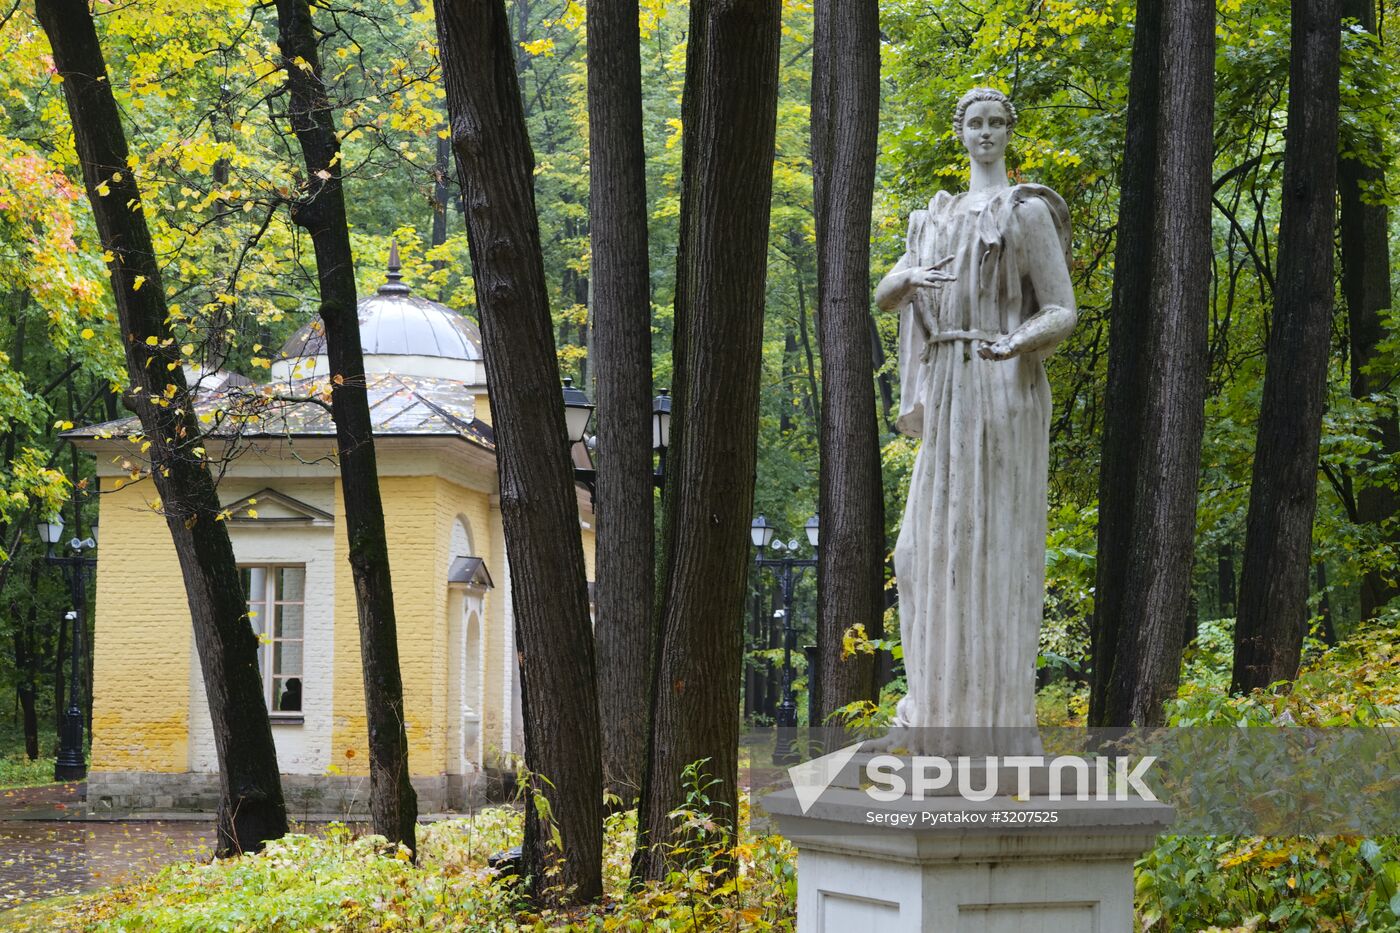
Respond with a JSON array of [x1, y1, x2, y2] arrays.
[[953, 87, 1016, 165]]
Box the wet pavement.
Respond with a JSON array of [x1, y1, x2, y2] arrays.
[[0, 818, 214, 910], [0, 783, 214, 912]]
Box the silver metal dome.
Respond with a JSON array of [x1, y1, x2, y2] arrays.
[[277, 242, 482, 364]]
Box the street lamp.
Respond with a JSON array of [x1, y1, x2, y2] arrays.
[[560, 378, 672, 502], [561, 377, 594, 446], [652, 388, 671, 486], [750, 514, 776, 549], [38, 512, 97, 782], [751, 514, 819, 764]]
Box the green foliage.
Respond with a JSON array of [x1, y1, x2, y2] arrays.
[[1136, 624, 1400, 931], [1139, 835, 1400, 932], [1168, 620, 1400, 728], [8, 797, 796, 932], [0, 714, 53, 790]]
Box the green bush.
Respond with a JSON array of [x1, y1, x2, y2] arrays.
[[0, 721, 57, 790], [1136, 623, 1400, 931], [0, 750, 53, 790], [8, 798, 795, 931]]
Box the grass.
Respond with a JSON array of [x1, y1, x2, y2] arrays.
[[4, 802, 798, 932], [0, 719, 58, 790]]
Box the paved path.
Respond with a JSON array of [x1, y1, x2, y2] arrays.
[[0, 783, 215, 911]]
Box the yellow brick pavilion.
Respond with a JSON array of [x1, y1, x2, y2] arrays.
[[67, 258, 595, 815]]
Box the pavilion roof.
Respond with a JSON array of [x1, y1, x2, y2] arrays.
[[63, 372, 494, 450]]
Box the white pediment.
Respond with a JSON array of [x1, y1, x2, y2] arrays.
[[223, 488, 333, 526]]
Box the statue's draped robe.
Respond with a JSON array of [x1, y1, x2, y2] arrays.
[[889, 184, 1073, 754]]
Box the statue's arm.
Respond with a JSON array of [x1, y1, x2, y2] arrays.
[[875, 253, 916, 311], [979, 197, 1078, 361], [876, 253, 956, 312]]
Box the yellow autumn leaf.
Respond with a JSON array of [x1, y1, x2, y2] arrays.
[[144, 336, 159, 346], [132, 275, 146, 291], [80, 328, 95, 340]]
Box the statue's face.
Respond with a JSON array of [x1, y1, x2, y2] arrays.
[[960, 100, 1010, 165]]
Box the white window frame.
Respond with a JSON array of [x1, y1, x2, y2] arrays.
[[240, 564, 306, 718]]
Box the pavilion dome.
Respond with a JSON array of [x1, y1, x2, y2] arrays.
[[270, 242, 484, 385]]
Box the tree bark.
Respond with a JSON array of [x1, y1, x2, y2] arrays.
[[36, 0, 288, 854], [811, 0, 882, 722], [433, 132, 452, 251], [586, 0, 655, 807], [435, 0, 602, 905], [1091, 0, 1215, 727], [633, 0, 780, 882], [273, 0, 418, 853], [1233, 0, 1341, 693], [14, 562, 42, 760], [1338, 0, 1398, 621]]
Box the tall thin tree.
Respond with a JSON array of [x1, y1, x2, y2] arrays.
[[35, 0, 289, 854], [1091, 0, 1215, 726], [586, 0, 655, 805], [435, 0, 603, 904], [1339, 0, 1397, 621], [1233, 0, 1342, 693], [272, 0, 418, 852], [811, 0, 883, 721], [633, 0, 781, 881]]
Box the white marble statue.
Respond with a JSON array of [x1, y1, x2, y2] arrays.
[[874, 88, 1077, 755]]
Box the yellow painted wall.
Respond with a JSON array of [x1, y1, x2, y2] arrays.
[[91, 452, 596, 780], [89, 478, 191, 772], [582, 526, 596, 581], [329, 474, 458, 776], [437, 479, 497, 760]]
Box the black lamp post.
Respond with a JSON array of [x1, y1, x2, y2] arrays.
[[560, 379, 672, 500], [38, 513, 97, 782], [751, 514, 818, 763]]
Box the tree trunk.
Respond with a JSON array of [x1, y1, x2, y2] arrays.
[[586, 0, 655, 807], [273, 0, 418, 853], [1338, 0, 1397, 621], [1233, 0, 1341, 694], [14, 561, 43, 760], [811, 0, 882, 723], [435, 0, 602, 905], [1217, 544, 1235, 616], [36, 0, 288, 854], [433, 132, 452, 252], [634, 0, 780, 882], [53, 596, 65, 738], [1091, 0, 1215, 727]]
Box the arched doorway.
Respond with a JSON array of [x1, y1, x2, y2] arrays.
[[446, 515, 491, 795]]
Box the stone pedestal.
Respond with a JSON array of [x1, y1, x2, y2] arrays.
[[763, 783, 1172, 933]]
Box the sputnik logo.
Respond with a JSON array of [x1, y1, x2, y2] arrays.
[[788, 742, 865, 815]]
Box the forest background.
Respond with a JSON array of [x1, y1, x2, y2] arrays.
[[0, 0, 1396, 782]]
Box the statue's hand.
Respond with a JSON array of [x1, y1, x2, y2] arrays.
[[977, 337, 1018, 361], [906, 254, 957, 290]]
